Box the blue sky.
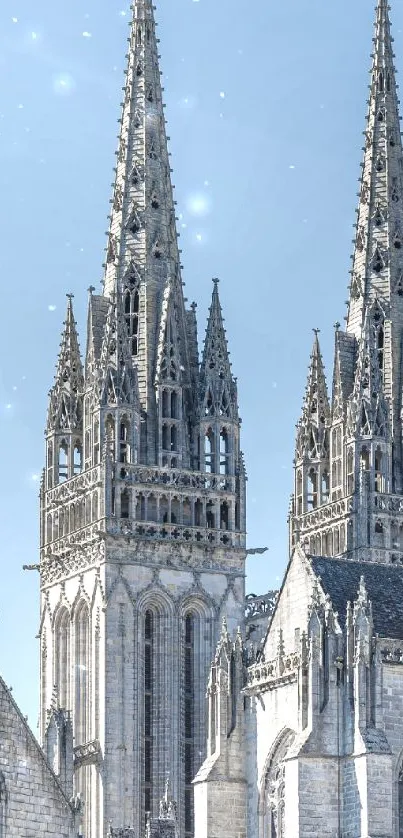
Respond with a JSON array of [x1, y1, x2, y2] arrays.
[[0, 0, 402, 727]]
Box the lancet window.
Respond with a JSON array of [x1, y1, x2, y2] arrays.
[[184, 613, 195, 838], [120, 420, 130, 463], [55, 608, 70, 711], [220, 429, 230, 475], [73, 444, 82, 475], [261, 732, 295, 838], [75, 603, 90, 745], [375, 447, 385, 493], [58, 441, 68, 483], [399, 761, 403, 837], [144, 610, 154, 823], [307, 469, 318, 511], [205, 430, 215, 474]]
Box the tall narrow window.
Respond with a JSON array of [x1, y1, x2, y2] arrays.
[[75, 604, 89, 745], [58, 442, 68, 483], [120, 420, 130, 463], [307, 469, 318, 510], [184, 614, 195, 838], [55, 608, 70, 711], [74, 444, 82, 475], [125, 289, 140, 356], [47, 441, 54, 488], [375, 448, 384, 493], [121, 488, 130, 519], [106, 417, 115, 460], [205, 430, 215, 474], [347, 449, 354, 495], [93, 418, 100, 465], [144, 611, 154, 824], [220, 429, 229, 475]]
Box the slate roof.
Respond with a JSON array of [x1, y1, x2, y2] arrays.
[[309, 556, 403, 639]]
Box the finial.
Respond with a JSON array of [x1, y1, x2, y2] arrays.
[[313, 328, 320, 337], [66, 292, 74, 300], [88, 285, 96, 295], [212, 277, 220, 285], [334, 321, 341, 331]]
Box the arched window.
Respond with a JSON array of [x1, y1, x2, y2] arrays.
[[106, 416, 115, 460], [171, 426, 178, 451], [55, 608, 70, 711], [375, 447, 384, 493], [379, 71, 384, 92], [58, 441, 68, 483], [184, 613, 195, 838], [307, 469, 318, 510], [162, 390, 169, 418], [220, 429, 230, 475], [205, 430, 215, 474], [93, 418, 100, 465], [171, 391, 178, 419], [361, 446, 370, 472], [220, 501, 229, 530], [74, 444, 82, 475], [261, 731, 295, 838], [0, 772, 7, 838], [92, 491, 99, 521], [124, 289, 140, 356], [347, 449, 354, 495], [144, 611, 154, 824], [321, 471, 329, 503], [47, 514, 52, 543], [195, 499, 202, 527], [206, 501, 215, 529], [75, 604, 90, 745], [120, 420, 130, 463], [162, 425, 169, 451], [121, 489, 130, 519], [296, 469, 303, 515], [47, 441, 53, 488]]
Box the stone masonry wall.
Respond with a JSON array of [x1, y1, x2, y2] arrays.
[[0, 676, 75, 837]]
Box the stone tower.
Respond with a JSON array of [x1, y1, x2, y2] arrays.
[[290, 0, 403, 565], [39, 2, 246, 836]]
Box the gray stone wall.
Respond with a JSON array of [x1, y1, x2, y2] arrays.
[[0, 676, 75, 838]]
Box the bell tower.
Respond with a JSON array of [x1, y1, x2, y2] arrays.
[[39, 2, 246, 837]]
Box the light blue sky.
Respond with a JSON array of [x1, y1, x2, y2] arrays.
[[0, 0, 401, 727]]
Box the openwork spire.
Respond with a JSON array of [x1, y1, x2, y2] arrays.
[[103, 0, 185, 411], [348, 0, 403, 334], [47, 295, 84, 432], [296, 332, 330, 461]]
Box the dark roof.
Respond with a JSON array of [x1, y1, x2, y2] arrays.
[[309, 556, 403, 639]]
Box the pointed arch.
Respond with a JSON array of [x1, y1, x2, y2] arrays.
[[259, 728, 296, 838], [75, 600, 90, 745], [54, 606, 71, 711]]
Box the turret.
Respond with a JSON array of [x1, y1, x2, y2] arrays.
[[45, 295, 84, 490], [294, 332, 330, 520]]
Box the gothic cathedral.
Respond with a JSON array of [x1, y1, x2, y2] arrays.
[[4, 1, 403, 837], [39, 1, 246, 836], [193, 2, 403, 837]]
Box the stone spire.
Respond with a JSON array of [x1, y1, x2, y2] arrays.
[[103, 0, 189, 422], [200, 279, 238, 418], [295, 332, 330, 463], [348, 0, 403, 333], [47, 295, 84, 433]]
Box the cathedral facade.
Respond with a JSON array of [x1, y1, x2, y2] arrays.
[[193, 1, 403, 837], [38, 0, 246, 836], [3, 0, 403, 837]]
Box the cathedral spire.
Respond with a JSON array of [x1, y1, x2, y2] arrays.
[[200, 279, 238, 419], [348, 0, 403, 334], [103, 0, 185, 415], [47, 295, 84, 434], [295, 331, 330, 464]]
